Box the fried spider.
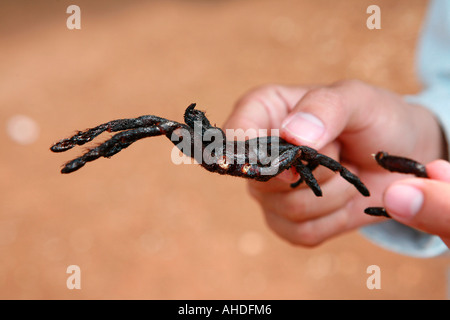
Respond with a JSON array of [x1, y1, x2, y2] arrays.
[[364, 151, 429, 218], [50, 103, 370, 198]]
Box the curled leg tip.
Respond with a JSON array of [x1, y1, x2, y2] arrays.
[[374, 151, 388, 162], [61, 167, 73, 174], [364, 207, 391, 218], [359, 186, 371, 197], [290, 179, 303, 189]]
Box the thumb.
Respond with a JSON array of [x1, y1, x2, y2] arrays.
[[224, 84, 309, 134], [280, 80, 376, 151], [279, 80, 430, 165], [383, 160, 450, 244]]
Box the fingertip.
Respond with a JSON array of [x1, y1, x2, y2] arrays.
[[225, 84, 310, 132], [426, 159, 450, 182], [281, 112, 325, 147], [279, 87, 346, 149], [383, 178, 450, 238], [384, 182, 424, 220], [247, 172, 299, 193]]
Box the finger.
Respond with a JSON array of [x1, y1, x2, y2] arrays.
[[251, 168, 359, 222], [426, 159, 450, 182], [248, 171, 299, 193], [262, 206, 355, 247], [262, 194, 380, 247], [384, 178, 450, 239], [259, 178, 378, 247], [280, 80, 375, 150], [223, 85, 309, 187], [224, 85, 309, 134], [279, 80, 444, 165], [270, 167, 300, 185]]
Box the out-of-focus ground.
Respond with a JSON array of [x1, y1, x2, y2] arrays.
[[0, 0, 448, 299]]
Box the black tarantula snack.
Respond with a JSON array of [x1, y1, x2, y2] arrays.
[[51, 104, 432, 218]]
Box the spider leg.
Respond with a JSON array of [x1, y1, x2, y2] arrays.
[[374, 151, 428, 178], [290, 162, 319, 188], [231, 147, 301, 182], [292, 161, 322, 196], [364, 152, 428, 218], [299, 146, 370, 197], [60, 122, 185, 173], [364, 207, 390, 218], [50, 115, 169, 152]]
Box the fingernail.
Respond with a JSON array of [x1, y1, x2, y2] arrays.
[[282, 112, 325, 144], [384, 184, 424, 218]]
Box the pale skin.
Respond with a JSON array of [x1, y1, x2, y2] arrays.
[[223, 80, 450, 249]]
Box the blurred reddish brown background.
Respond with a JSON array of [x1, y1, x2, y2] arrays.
[[0, 0, 448, 299]]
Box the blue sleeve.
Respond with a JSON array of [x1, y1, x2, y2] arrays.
[[405, 0, 450, 152], [361, 0, 449, 258]]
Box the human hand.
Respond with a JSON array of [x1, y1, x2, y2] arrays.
[[224, 80, 445, 246], [382, 159, 450, 248]]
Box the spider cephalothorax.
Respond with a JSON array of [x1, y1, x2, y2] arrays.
[[51, 103, 371, 198]]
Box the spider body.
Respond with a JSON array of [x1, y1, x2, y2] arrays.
[[51, 103, 370, 198]]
